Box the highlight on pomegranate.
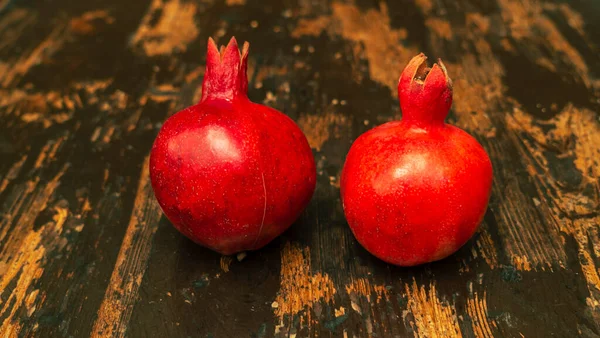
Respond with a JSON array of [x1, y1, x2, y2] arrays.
[[340, 53, 493, 267], [149, 37, 316, 256]]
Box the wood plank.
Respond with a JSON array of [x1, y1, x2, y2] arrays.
[[0, 0, 598, 336]]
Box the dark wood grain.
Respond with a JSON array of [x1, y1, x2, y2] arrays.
[[0, 0, 599, 337]]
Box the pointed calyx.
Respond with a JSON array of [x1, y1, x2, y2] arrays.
[[201, 37, 250, 102], [398, 53, 453, 127]]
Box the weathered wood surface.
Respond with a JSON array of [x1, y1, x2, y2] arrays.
[[0, 0, 599, 337]]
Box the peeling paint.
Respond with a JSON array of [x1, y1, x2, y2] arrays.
[[403, 280, 462, 337], [91, 157, 163, 338], [292, 3, 418, 94], [274, 242, 335, 321], [297, 108, 349, 151], [131, 0, 199, 56], [466, 291, 497, 338]]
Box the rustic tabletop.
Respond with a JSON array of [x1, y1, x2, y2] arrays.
[[1, 0, 599, 337]]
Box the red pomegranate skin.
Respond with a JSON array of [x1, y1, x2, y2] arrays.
[[340, 54, 493, 266], [149, 38, 316, 255]]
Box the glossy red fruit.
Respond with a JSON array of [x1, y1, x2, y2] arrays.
[[340, 54, 493, 266], [149, 37, 316, 255]]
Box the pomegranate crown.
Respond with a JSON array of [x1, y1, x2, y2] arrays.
[[398, 53, 453, 126], [201, 37, 249, 102]]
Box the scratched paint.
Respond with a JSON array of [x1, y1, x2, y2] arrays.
[[471, 229, 499, 269], [130, 0, 199, 56], [292, 3, 418, 95], [403, 280, 462, 338], [297, 107, 350, 151], [344, 278, 388, 303], [497, 0, 590, 85], [505, 103, 600, 317], [91, 157, 163, 338], [0, 22, 68, 88], [0, 154, 27, 193], [69, 10, 115, 35], [0, 165, 69, 335], [220, 256, 233, 273], [466, 291, 497, 338], [1, 0, 599, 336], [274, 242, 335, 323]]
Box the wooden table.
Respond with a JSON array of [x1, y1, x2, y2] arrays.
[[1, 0, 599, 337]]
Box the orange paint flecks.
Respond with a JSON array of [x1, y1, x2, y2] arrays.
[[131, 0, 199, 56], [497, 0, 590, 86], [345, 278, 389, 303], [403, 280, 462, 338], [69, 10, 115, 35], [297, 108, 350, 151], [0, 155, 27, 194], [220, 256, 233, 273], [0, 22, 67, 88], [0, 166, 70, 335], [91, 156, 163, 338], [472, 229, 498, 269], [274, 242, 336, 321], [291, 3, 419, 95], [425, 18, 453, 39], [466, 291, 497, 338], [225, 0, 246, 6]]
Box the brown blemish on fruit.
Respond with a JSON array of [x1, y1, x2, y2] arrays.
[[131, 0, 199, 56], [297, 108, 350, 151], [466, 291, 497, 338], [403, 280, 461, 337], [274, 242, 336, 320], [91, 156, 163, 337]]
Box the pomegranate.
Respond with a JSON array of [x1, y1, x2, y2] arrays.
[[340, 54, 493, 266], [149, 37, 316, 255]]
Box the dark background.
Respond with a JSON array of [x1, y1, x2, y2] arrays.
[[0, 0, 599, 337]]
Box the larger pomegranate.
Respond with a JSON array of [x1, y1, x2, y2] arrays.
[[340, 54, 493, 266], [149, 38, 316, 255]]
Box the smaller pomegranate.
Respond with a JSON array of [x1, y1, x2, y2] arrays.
[[149, 37, 316, 255], [340, 54, 493, 266]]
